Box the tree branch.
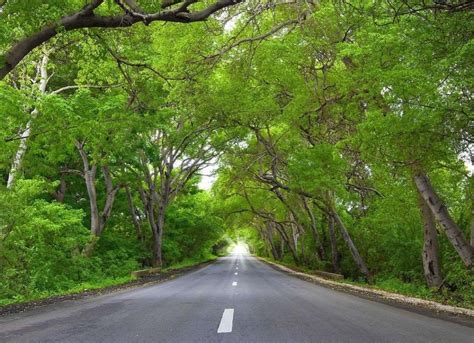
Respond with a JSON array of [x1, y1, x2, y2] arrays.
[[51, 84, 120, 94], [0, 0, 243, 80]]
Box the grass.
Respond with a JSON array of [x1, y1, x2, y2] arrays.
[[0, 276, 135, 308], [0, 255, 219, 309], [162, 254, 219, 272]]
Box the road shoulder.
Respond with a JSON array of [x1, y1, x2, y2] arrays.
[[256, 256, 474, 328]]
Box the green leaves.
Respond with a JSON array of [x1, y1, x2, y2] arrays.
[[0, 0, 472, 307], [288, 144, 348, 195], [0, 179, 89, 298]]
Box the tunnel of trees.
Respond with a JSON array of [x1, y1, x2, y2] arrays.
[[0, 0, 473, 307]]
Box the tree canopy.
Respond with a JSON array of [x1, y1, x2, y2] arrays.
[[1, 0, 473, 308]]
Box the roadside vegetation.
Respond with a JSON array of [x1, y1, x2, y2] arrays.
[[1, 1, 473, 308]]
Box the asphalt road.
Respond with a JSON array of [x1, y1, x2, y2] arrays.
[[0, 255, 473, 343]]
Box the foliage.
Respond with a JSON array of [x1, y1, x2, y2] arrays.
[[0, 0, 473, 309], [0, 179, 88, 302]]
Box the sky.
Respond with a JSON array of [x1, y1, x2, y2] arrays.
[[198, 162, 218, 190]]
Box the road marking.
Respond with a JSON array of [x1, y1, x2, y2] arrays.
[[217, 309, 234, 333], [232, 282, 237, 286], [234, 272, 238, 275], [236, 267, 239, 270]]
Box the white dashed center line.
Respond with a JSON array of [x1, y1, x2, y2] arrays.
[[234, 272, 238, 275], [232, 282, 237, 286], [217, 309, 234, 333]]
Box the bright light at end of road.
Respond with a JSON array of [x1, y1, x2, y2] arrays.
[[232, 243, 249, 255]]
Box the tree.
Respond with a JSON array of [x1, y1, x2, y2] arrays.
[[0, 0, 244, 79]]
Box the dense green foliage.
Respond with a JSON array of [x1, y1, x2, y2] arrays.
[[0, 1, 473, 308]]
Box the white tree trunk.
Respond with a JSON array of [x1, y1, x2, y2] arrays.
[[7, 52, 50, 189], [7, 120, 31, 188], [418, 193, 443, 288], [414, 173, 473, 267]]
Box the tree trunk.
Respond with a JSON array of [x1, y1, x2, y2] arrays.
[[269, 236, 280, 260], [76, 142, 119, 256], [471, 218, 474, 249], [328, 215, 341, 274], [260, 226, 275, 259], [139, 186, 160, 266], [85, 167, 100, 236], [470, 176, 474, 248], [274, 222, 299, 263], [259, 227, 272, 257], [7, 53, 50, 189], [99, 166, 120, 232], [413, 173, 473, 267], [280, 237, 286, 259], [418, 193, 443, 288], [153, 202, 166, 268], [7, 120, 32, 189], [302, 196, 325, 260], [265, 221, 280, 260], [291, 221, 299, 255], [125, 186, 144, 243], [332, 210, 371, 280], [82, 237, 99, 258], [81, 166, 100, 258], [74, 140, 100, 238], [54, 172, 67, 203]]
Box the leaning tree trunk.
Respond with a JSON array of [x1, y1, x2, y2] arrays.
[[265, 221, 280, 260], [289, 220, 301, 262], [7, 120, 32, 189], [260, 226, 276, 259], [418, 193, 443, 288], [413, 173, 473, 267], [302, 196, 325, 260], [332, 210, 371, 280], [328, 215, 341, 274], [290, 221, 300, 257], [274, 222, 299, 264]]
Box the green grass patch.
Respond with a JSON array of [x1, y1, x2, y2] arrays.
[[0, 255, 219, 309], [162, 254, 218, 272], [0, 276, 134, 307]]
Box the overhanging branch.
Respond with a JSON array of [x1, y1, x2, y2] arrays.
[[0, 0, 244, 80]]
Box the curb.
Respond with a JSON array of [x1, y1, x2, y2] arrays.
[[256, 256, 474, 321]]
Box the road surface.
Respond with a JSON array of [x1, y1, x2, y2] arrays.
[[0, 255, 473, 342]]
